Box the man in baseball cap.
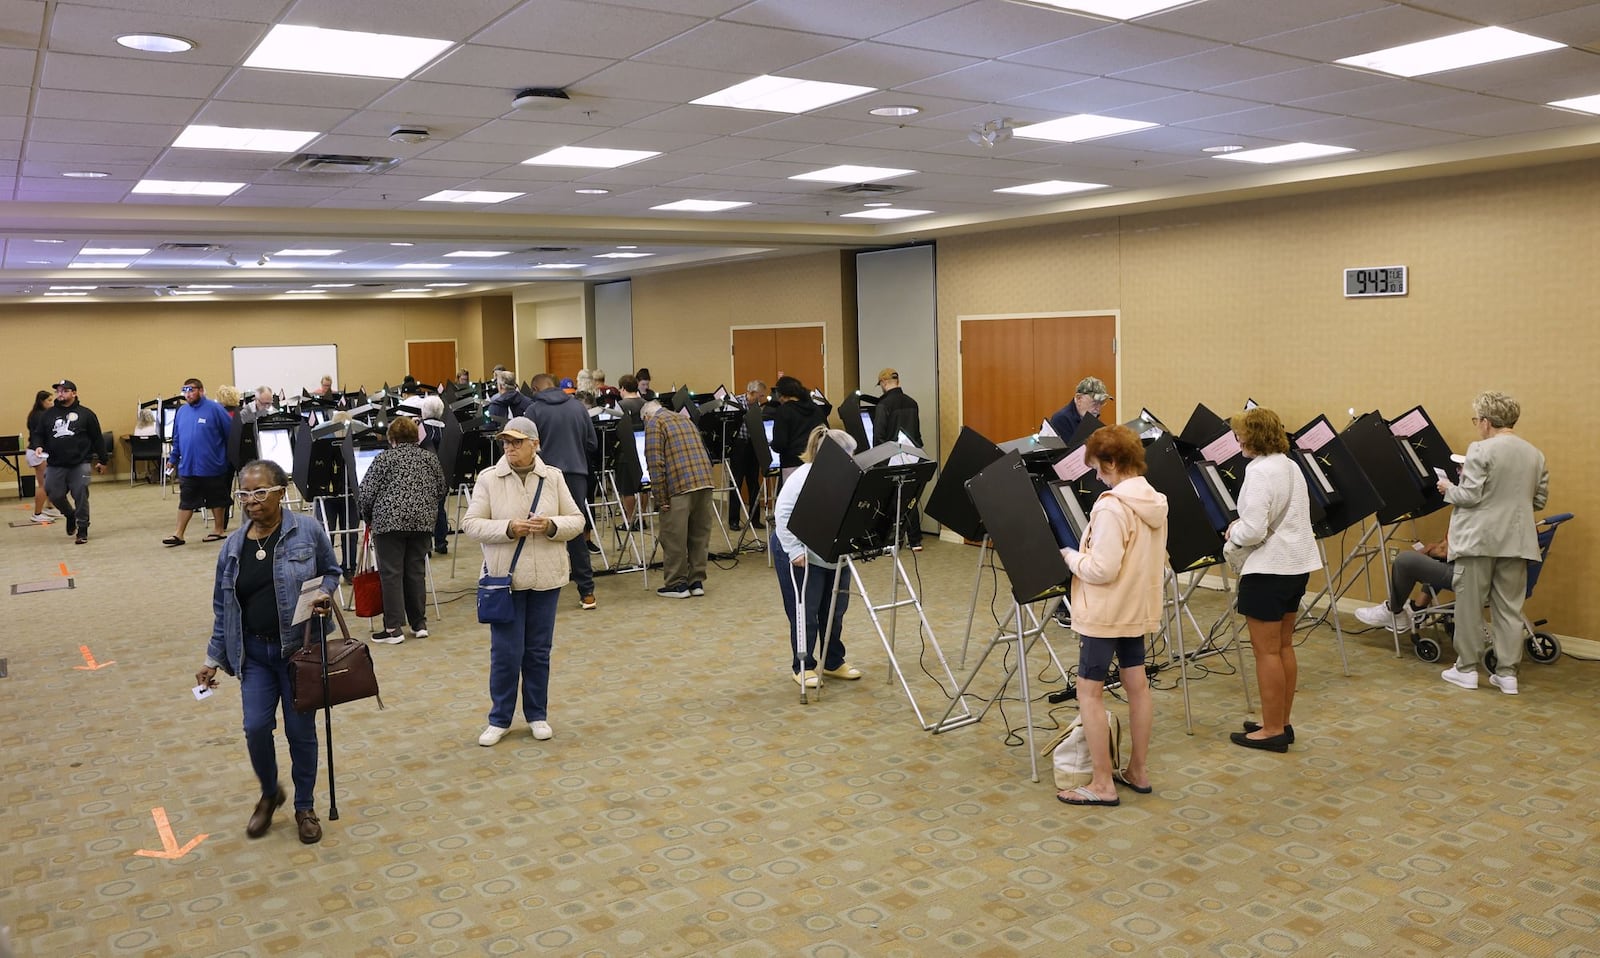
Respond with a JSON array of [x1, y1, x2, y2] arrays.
[[1048, 376, 1113, 445], [29, 378, 108, 544]]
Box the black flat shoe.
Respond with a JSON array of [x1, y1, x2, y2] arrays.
[[1242, 721, 1295, 743], [1230, 730, 1291, 753]]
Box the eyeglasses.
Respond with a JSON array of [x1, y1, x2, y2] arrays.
[[233, 485, 285, 503], [180, 386, 198, 393], [499, 437, 532, 448]]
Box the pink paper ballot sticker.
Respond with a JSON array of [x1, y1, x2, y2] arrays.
[[1389, 408, 1428, 438], [1054, 445, 1093, 481], [1201, 430, 1241, 464], [1295, 420, 1335, 453]]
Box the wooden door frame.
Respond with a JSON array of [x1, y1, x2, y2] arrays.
[[955, 311, 1121, 439], [729, 322, 827, 398]]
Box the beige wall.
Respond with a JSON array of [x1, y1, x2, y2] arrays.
[[629, 251, 849, 397], [934, 159, 1598, 638]]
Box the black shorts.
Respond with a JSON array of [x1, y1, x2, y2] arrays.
[[179, 474, 233, 511], [1077, 634, 1146, 683], [1237, 572, 1310, 621]]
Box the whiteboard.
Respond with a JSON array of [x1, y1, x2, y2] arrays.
[[233, 344, 338, 395]]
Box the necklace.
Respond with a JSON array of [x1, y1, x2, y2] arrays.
[[251, 525, 281, 561]]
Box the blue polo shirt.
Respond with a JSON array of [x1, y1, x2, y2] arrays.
[[170, 397, 233, 477]]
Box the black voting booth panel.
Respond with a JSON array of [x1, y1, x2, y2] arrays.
[[1142, 433, 1226, 571], [696, 403, 743, 463], [924, 426, 1006, 542], [744, 405, 778, 475], [1177, 403, 1250, 500], [965, 451, 1071, 604], [1291, 415, 1383, 538], [788, 440, 936, 564], [1341, 411, 1429, 525], [839, 392, 872, 451], [436, 414, 465, 488]]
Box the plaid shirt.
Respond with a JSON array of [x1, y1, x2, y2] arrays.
[[645, 411, 714, 500]]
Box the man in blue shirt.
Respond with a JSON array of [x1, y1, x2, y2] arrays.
[[165, 377, 235, 546], [1048, 376, 1112, 445]]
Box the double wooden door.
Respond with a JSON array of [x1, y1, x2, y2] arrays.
[[959, 314, 1117, 443], [732, 325, 824, 396]]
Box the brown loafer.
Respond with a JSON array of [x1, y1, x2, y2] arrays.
[[246, 787, 285, 838], [295, 808, 322, 845]]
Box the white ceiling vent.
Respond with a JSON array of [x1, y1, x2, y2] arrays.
[[279, 153, 400, 174], [826, 183, 911, 197]]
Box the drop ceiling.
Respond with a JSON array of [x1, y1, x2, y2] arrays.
[[5, 0, 1600, 302]]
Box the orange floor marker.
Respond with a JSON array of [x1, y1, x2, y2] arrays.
[[133, 807, 207, 860], [58, 562, 75, 577], [73, 645, 113, 670]]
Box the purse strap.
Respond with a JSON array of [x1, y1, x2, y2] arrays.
[[504, 475, 547, 576], [302, 598, 353, 651]]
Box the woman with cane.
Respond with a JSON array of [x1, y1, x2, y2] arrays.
[[195, 459, 343, 843]]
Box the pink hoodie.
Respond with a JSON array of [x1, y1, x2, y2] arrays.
[[1064, 475, 1170, 638]]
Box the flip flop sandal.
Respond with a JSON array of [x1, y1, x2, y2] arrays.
[[1113, 769, 1153, 794], [162, 536, 186, 546], [1057, 785, 1119, 807], [202, 533, 227, 542]]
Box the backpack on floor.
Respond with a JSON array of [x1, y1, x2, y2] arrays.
[[1041, 709, 1122, 790]]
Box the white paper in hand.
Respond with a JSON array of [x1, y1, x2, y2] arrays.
[[291, 578, 323, 626]]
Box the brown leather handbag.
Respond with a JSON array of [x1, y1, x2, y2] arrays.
[[290, 604, 383, 713]]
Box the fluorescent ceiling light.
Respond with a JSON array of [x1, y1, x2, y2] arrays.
[[389, 288, 432, 293], [444, 250, 512, 258], [523, 146, 659, 169], [650, 199, 751, 212], [312, 283, 355, 288], [1214, 142, 1355, 164], [173, 125, 320, 152], [595, 252, 654, 259], [49, 285, 97, 290], [419, 189, 523, 204], [132, 179, 245, 196], [116, 33, 194, 53], [61, 171, 109, 178], [790, 165, 915, 183], [427, 283, 468, 287], [531, 264, 585, 270], [995, 179, 1108, 196], [243, 24, 452, 80], [274, 248, 343, 256], [389, 242, 415, 247], [396, 263, 452, 269], [34, 239, 65, 244], [869, 105, 921, 118], [617, 245, 638, 249], [80, 247, 150, 255], [1336, 27, 1563, 78], [186, 284, 234, 289], [840, 208, 935, 220], [169, 289, 215, 295], [1013, 114, 1157, 143], [574, 188, 611, 195], [1005, 1, 1199, 19], [1548, 93, 1600, 114], [691, 75, 874, 114], [280, 290, 327, 295], [68, 262, 130, 269], [44, 291, 89, 296]]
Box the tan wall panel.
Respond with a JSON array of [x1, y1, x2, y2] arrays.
[[630, 252, 846, 400]]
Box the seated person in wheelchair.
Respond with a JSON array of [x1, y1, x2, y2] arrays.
[[1354, 533, 1452, 633]]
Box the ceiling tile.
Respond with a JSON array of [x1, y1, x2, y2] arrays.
[[624, 105, 778, 137], [34, 88, 201, 125], [1144, 0, 1391, 44], [0, 82, 26, 115], [0, 1, 44, 48], [22, 139, 164, 163], [1243, 6, 1472, 61], [898, 60, 1091, 102], [572, 60, 747, 104], [1292, 79, 1460, 117], [787, 41, 981, 90], [366, 81, 522, 119], [191, 99, 353, 130], [1116, 91, 1267, 125], [1004, 23, 1221, 74], [1508, 4, 1600, 46], [998, 77, 1181, 116], [1415, 103, 1598, 137], [1174, 104, 1344, 136], [723, 0, 974, 40], [1209, 65, 1390, 103], [1422, 48, 1600, 97], [442, 117, 609, 146], [0, 48, 35, 87], [46, 3, 268, 66], [483, 0, 704, 59], [415, 44, 614, 89], [742, 113, 893, 144], [636, 21, 855, 74], [39, 51, 231, 98], [875, 2, 1105, 58], [1411, 0, 1594, 27], [590, 0, 748, 15], [574, 127, 716, 152], [1332, 126, 1474, 153], [277, 0, 523, 40], [212, 70, 395, 110], [1112, 44, 1314, 90], [672, 136, 805, 160], [812, 92, 988, 124]]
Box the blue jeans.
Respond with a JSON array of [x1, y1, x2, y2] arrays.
[[241, 636, 318, 811], [487, 588, 560, 728], [771, 535, 850, 673]]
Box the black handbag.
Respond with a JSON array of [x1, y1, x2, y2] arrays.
[[290, 604, 383, 713], [477, 477, 543, 624]]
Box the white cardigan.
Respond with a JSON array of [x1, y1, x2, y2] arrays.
[[1227, 454, 1321, 576]]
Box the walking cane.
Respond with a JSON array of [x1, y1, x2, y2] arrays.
[[321, 606, 339, 821]]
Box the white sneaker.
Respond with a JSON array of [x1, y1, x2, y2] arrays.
[[412, 628, 429, 639], [30, 513, 51, 524], [1355, 604, 1410, 632], [478, 725, 509, 747], [43, 507, 63, 518], [1440, 665, 1479, 690], [530, 720, 553, 740], [1489, 673, 1519, 695]]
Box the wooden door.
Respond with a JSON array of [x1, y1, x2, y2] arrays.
[[407, 340, 457, 390], [960, 314, 1116, 442], [732, 325, 825, 397], [544, 337, 584, 384]]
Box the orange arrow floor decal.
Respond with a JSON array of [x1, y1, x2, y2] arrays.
[[134, 807, 207, 860], [73, 645, 114, 670], [58, 562, 75, 577]]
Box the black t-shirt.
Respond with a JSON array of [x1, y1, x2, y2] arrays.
[[237, 530, 281, 637]]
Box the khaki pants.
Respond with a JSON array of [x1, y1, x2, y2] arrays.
[[660, 488, 714, 588], [1451, 555, 1528, 675]]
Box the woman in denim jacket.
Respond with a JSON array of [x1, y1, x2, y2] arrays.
[[195, 459, 343, 844]]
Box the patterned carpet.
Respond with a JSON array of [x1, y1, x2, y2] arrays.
[[2, 483, 1596, 957]]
